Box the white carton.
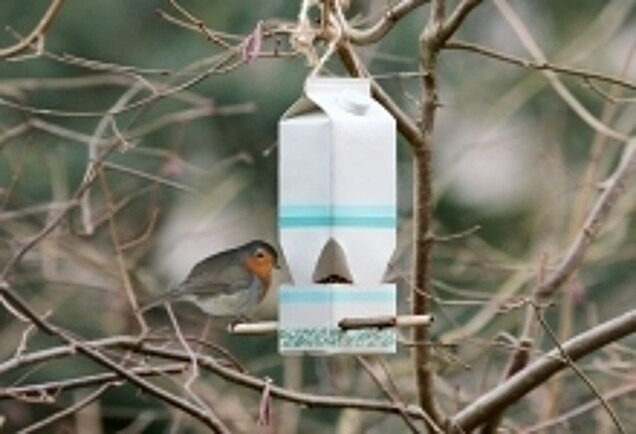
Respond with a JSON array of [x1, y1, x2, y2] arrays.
[[278, 77, 397, 354]]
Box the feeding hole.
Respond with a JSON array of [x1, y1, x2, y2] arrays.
[[312, 238, 353, 284]]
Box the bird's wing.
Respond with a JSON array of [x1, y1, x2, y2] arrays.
[[177, 252, 253, 296]]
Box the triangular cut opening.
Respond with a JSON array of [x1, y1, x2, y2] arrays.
[[312, 238, 353, 284]]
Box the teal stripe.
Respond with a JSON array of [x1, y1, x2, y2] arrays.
[[279, 216, 331, 227], [280, 289, 395, 304], [279, 216, 395, 227], [332, 216, 395, 227], [279, 205, 396, 228], [280, 205, 331, 217]]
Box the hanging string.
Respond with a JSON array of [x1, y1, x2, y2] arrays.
[[292, 0, 347, 77]]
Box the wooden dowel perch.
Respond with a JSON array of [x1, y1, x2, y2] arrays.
[[338, 314, 434, 330], [228, 314, 434, 335], [228, 321, 279, 335]]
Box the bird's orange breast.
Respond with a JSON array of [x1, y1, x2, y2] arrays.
[[243, 256, 274, 300]]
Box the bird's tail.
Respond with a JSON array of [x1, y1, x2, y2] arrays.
[[137, 287, 179, 313]]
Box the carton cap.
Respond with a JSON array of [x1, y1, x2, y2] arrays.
[[337, 89, 371, 115]]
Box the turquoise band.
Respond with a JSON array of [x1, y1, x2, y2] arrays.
[[280, 288, 395, 304], [279, 205, 396, 228]]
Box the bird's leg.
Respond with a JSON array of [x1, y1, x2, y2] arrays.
[[230, 314, 253, 328]]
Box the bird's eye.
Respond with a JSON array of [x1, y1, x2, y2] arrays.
[[255, 249, 266, 259]]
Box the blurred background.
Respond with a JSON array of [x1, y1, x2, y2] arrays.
[[1, 0, 635, 432]]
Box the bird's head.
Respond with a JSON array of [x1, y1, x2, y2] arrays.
[[241, 240, 280, 286]]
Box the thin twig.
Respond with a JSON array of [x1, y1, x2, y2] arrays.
[[444, 40, 636, 94], [433, 225, 481, 243], [164, 303, 201, 392], [98, 173, 149, 333], [81, 83, 146, 235], [536, 138, 636, 298], [0, 140, 118, 280], [448, 309, 636, 432], [0, 49, 242, 118], [479, 255, 549, 433], [0, 123, 29, 150], [344, 0, 430, 44], [533, 306, 626, 434], [0, 330, 433, 422], [582, 78, 636, 104], [437, 0, 483, 44], [356, 356, 426, 433], [0, 0, 65, 58], [103, 162, 198, 194], [167, 0, 234, 49], [0, 284, 230, 433], [493, 0, 630, 143], [336, 43, 423, 152], [18, 383, 111, 434], [522, 382, 636, 433], [120, 208, 160, 252], [1, 364, 187, 400]]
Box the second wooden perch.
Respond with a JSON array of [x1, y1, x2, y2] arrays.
[[229, 314, 434, 335]]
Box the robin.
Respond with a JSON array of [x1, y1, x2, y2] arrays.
[[140, 240, 279, 318]]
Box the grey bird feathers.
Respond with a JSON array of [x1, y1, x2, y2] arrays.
[[139, 240, 279, 317]]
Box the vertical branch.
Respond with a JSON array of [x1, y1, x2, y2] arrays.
[[412, 1, 445, 430], [412, 0, 483, 429], [336, 31, 443, 431], [337, 1, 483, 430]]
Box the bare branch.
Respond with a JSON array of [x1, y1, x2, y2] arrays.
[[438, 0, 483, 45], [336, 43, 424, 151], [18, 384, 111, 434], [130, 343, 433, 421], [494, 0, 630, 143], [103, 162, 197, 194], [444, 40, 636, 93], [357, 356, 427, 433], [98, 173, 149, 333], [0, 284, 230, 433], [448, 309, 636, 432], [412, 0, 452, 427], [0, 50, 242, 118], [344, 0, 430, 45], [537, 138, 636, 298], [0, 140, 115, 280], [0, 331, 434, 423], [534, 308, 626, 434], [0, 364, 187, 400], [0, 0, 65, 59], [523, 382, 636, 433]]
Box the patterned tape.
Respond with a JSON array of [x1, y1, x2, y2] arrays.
[[279, 328, 396, 350]]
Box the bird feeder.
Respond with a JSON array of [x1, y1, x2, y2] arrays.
[[277, 77, 397, 354]]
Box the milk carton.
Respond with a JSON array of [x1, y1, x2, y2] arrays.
[[278, 78, 397, 354]]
